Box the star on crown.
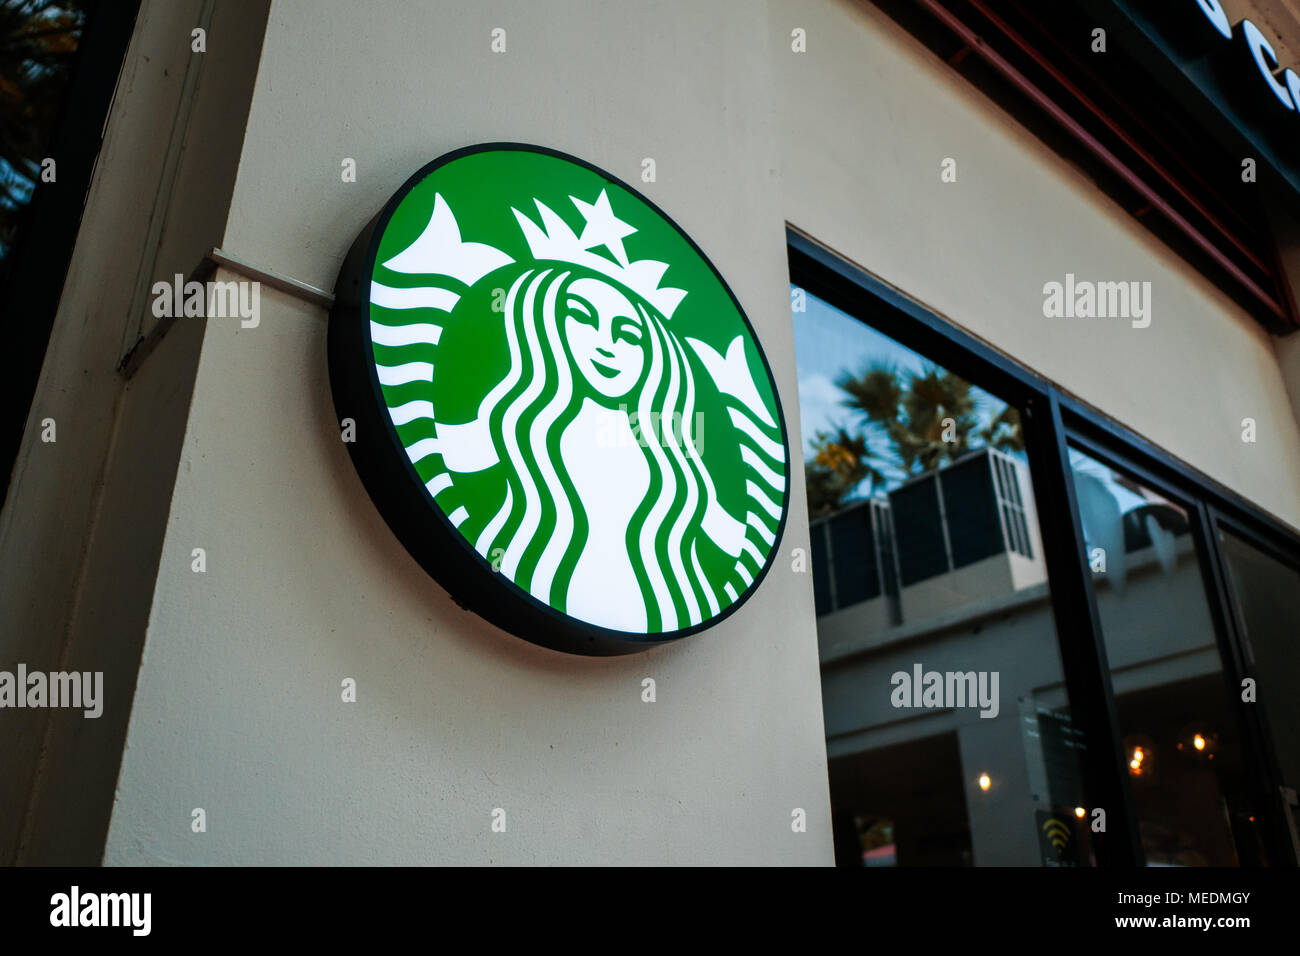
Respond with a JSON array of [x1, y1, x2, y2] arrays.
[[511, 189, 687, 319]]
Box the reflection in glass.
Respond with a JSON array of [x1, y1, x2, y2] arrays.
[[0, 2, 88, 275], [1069, 448, 1267, 866], [1217, 531, 1300, 844], [795, 286, 1092, 866]]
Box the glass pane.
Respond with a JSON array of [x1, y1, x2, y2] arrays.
[[1217, 531, 1300, 797], [794, 285, 1094, 867], [1068, 448, 1268, 865], [0, 4, 89, 278]]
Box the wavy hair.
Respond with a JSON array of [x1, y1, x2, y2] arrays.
[[472, 264, 720, 632]]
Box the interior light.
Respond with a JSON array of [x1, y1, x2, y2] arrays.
[[1129, 746, 1145, 776]]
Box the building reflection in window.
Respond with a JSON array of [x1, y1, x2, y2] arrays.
[[1069, 448, 1267, 866], [795, 285, 1093, 866]]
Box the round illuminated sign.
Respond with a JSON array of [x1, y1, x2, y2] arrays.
[[329, 144, 789, 655]]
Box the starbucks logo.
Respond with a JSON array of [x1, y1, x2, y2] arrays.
[[329, 144, 789, 655]]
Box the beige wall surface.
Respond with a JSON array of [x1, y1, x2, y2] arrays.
[[103, 0, 833, 865], [0, 0, 267, 864], [773, 0, 1300, 530], [66, 0, 1300, 866], [0, 2, 198, 863]]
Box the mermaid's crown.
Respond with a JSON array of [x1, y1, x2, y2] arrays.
[[512, 190, 687, 319]]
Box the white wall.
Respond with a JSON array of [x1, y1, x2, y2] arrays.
[[773, 0, 1300, 530], [103, 0, 833, 865], [0, 0, 268, 864]]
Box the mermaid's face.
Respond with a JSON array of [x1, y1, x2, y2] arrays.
[[562, 278, 646, 400]]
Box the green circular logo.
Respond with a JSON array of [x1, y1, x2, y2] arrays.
[[330, 145, 789, 654]]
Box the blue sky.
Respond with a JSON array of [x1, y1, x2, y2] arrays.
[[790, 286, 1012, 491], [788, 285, 1163, 517]]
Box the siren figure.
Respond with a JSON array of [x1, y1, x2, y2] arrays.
[[373, 188, 786, 634]]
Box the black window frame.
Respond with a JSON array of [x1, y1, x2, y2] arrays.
[[789, 226, 1300, 867]]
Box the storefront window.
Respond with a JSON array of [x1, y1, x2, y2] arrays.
[[795, 285, 1094, 866], [1068, 449, 1268, 865], [1216, 529, 1300, 846]]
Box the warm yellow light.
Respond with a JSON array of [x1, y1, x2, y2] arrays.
[[978, 773, 991, 791], [1074, 806, 1086, 818], [1128, 745, 1146, 775], [1193, 734, 1206, 751]]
